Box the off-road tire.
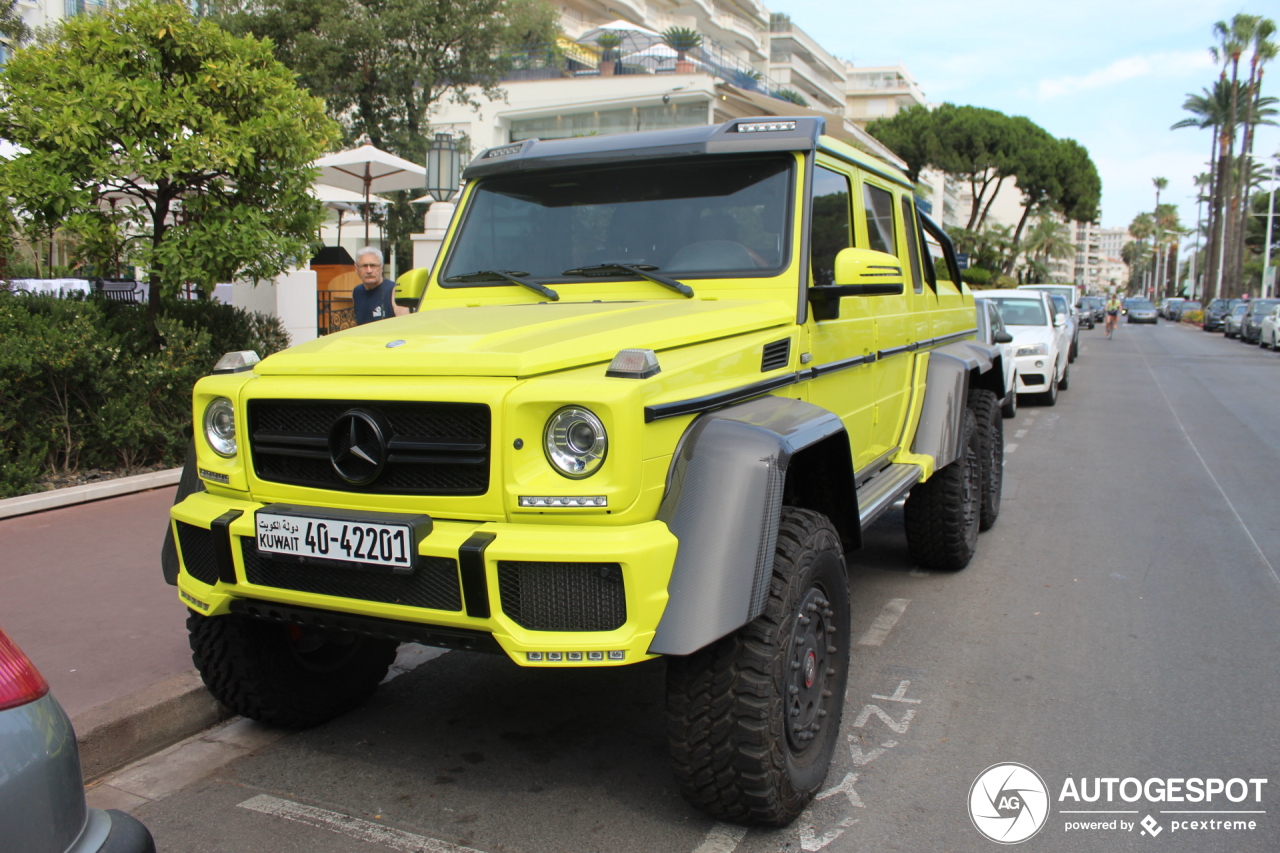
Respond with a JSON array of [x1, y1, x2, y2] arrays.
[[188, 611, 397, 728], [1057, 365, 1070, 391], [665, 508, 850, 827], [903, 408, 980, 571], [968, 390, 1003, 532]]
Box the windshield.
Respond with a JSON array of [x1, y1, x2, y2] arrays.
[[440, 155, 794, 285], [1232, 305, 1248, 315], [1248, 300, 1279, 315], [988, 297, 1049, 326], [1129, 300, 1154, 309], [1182, 302, 1201, 310]]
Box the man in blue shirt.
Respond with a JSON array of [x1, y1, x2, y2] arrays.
[[351, 246, 408, 324]]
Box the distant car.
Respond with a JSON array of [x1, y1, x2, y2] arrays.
[[1074, 298, 1095, 329], [1159, 297, 1185, 319], [1257, 305, 1280, 349], [1203, 298, 1232, 332], [1174, 300, 1202, 322], [1081, 296, 1106, 322], [983, 288, 1070, 405], [1224, 302, 1249, 338], [1241, 299, 1280, 344], [975, 296, 1019, 418], [0, 626, 156, 853], [1126, 299, 1158, 324]]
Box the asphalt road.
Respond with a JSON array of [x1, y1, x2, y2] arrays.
[[118, 321, 1280, 852]]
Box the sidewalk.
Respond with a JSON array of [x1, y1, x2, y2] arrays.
[[0, 483, 231, 779]]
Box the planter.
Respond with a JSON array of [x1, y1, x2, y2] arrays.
[[675, 59, 696, 73], [598, 60, 615, 77]]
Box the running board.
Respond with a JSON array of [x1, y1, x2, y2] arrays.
[[856, 463, 922, 530]]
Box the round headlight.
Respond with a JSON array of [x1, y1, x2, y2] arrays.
[[203, 397, 237, 457], [544, 406, 607, 479]]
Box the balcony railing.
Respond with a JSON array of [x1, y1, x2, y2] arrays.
[[497, 38, 787, 101]]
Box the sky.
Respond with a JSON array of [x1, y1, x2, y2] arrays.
[[779, 0, 1280, 240]]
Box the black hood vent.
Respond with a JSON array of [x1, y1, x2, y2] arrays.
[[761, 339, 791, 372]]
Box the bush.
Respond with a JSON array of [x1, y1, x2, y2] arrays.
[[0, 292, 289, 497], [1182, 309, 1204, 325], [962, 267, 993, 285]]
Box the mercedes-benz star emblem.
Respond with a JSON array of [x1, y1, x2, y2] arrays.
[[329, 409, 388, 485]]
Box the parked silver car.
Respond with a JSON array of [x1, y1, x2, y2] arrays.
[[0, 626, 155, 853], [1224, 302, 1249, 337]]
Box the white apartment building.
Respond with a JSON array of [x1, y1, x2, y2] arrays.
[[843, 64, 928, 127], [767, 13, 846, 114]]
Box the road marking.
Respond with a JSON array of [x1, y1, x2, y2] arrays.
[[871, 680, 921, 704], [852, 704, 916, 734], [1004, 443, 1018, 454], [238, 794, 483, 853], [1135, 343, 1280, 591], [1014, 429, 1028, 438], [817, 772, 865, 808], [691, 823, 747, 853], [800, 817, 857, 851], [858, 598, 909, 646]]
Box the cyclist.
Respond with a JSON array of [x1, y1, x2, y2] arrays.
[[1105, 293, 1122, 338]]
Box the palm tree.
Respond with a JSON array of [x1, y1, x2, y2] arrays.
[[1232, 18, 1277, 294], [1021, 216, 1077, 280], [1174, 80, 1233, 300], [1207, 15, 1250, 300]]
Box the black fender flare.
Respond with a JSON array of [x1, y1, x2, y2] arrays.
[[648, 395, 846, 656], [911, 340, 1000, 469]]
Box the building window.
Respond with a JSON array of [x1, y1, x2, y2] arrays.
[[865, 98, 888, 117]]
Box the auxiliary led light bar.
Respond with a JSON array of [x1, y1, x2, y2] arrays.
[[527, 650, 626, 662], [737, 121, 797, 133], [518, 496, 607, 508]]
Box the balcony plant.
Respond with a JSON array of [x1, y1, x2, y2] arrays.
[[661, 27, 702, 73], [596, 31, 622, 77]]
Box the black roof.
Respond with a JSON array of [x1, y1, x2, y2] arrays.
[[462, 117, 825, 180]]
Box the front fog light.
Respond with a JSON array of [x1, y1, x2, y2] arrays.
[[203, 397, 237, 457], [544, 406, 607, 479]]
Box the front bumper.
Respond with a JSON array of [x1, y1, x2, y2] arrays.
[[1014, 353, 1055, 392], [171, 491, 679, 666]]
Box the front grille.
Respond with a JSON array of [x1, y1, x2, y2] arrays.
[[176, 522, 219, 585], [241, 538, 463, 611], [497, 561, 626, 632], [247, 400, 490, 495], [761, 339, 791, 372]]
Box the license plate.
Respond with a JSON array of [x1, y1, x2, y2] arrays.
[[254, 506, 431, 574]]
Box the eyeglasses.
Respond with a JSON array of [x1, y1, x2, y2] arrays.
[[357, 263, 382, 270]]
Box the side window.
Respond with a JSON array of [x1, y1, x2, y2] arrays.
[[810, 166, 852, 287], [899, 196, 924, 294], [863, 184, 896, 255]]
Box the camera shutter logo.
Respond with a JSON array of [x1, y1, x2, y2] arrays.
[[969, 763, 1050, 844]]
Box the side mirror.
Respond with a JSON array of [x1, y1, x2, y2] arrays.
[[1075, 300, 1083, 308], [993, 330, 1014, 344], [394, 268, 429, 308], [809, 248, 906, 321], [1054, 313, 1067, 327]]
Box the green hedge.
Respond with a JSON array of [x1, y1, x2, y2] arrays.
[[0, 292, 289, 498]]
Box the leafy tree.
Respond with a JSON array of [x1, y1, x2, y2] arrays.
[[0, 1, 336, 315], [0, 0, 29, 49], [222, 0, 559, 268], [865, 105, 935, 183]]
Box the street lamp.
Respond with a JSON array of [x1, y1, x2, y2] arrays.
[[425, 133, 461, 203], [1261, 154, 1278, 299]]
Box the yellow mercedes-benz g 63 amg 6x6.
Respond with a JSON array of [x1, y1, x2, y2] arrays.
[[163, 117, 1005, 826]]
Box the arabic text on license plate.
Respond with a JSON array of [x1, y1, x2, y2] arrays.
[[256, 513, 413, 569]]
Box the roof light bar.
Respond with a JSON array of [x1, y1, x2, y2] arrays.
[[483, 143, 523, 159], [518, 495, 608, 508], [737, 121, 797, 133]]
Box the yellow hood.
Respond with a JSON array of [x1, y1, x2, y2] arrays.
[[257, 299, 793, 377]]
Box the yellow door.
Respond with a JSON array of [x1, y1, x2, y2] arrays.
[[804, 162, 879, 471]]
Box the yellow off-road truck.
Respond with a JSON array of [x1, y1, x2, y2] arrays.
[[162, 117, 1006, 826]]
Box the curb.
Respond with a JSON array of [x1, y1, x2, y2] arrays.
[[73, 669, 233, 783], [0, 467, 181, 520]]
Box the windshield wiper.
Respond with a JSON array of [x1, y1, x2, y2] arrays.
[[561, 262, 693, 298], [443, 269, 559, 301]]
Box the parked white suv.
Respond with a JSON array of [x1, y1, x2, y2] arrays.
[[975, 296, 1019, 418], [982, 289, 1070, 405]]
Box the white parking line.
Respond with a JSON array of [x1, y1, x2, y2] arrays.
[[858, 598, 910, 646], [1014, 429, 1028, 438], [1004, 443, 1018, 454], [692, 822, 747, 853], [238, 794, 483, 853]]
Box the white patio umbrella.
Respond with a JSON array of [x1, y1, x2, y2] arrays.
[[576, 20, 662, 54], [312, 183, 387, 248], [314, 144, 426, 243]]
